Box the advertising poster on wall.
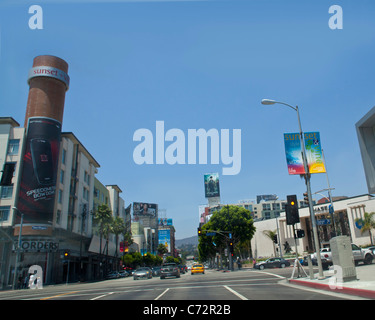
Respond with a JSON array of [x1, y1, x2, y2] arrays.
[[133, 202, 158, 217], [16, 117, 62, 225], [158, 229, 171, 253], [204, 173, 220, 198], [284, 132, 326, 175]]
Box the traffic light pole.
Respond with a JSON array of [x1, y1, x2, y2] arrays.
[[261, 99, 324, 279], [296, 106, 324, 280], [199, 229, 233, 271]]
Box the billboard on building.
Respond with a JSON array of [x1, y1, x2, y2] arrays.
[[158, 218, 173, 226], [16, 117, 62, 225], [284, 132, 326, 175], [204, 173, 220, 198], [133, 202, 158, 217], [158, 229, 171, 253]]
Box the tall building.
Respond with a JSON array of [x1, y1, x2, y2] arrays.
[[356, 106, 375, 194], [0, 56, 129, 288]]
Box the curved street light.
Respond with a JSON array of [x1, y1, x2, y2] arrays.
[[261, 99, 324, 279]]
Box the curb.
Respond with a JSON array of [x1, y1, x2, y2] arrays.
[[289, 279, 375, 299]]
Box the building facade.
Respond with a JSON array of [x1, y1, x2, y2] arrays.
[[251, 194, 375, 259], [356, 105, 375, 194]]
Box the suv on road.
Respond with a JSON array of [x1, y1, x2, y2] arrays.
[[160, 263, 180, 279]]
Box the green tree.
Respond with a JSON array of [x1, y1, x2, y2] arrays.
[[93, 204, 113, 275], [111, 216, 127, 270], [355, 212, 375, 245], [157, 243, 168, 256], [198, 205, 255, 261]]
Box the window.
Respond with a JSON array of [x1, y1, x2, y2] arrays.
[[0, 206, 10, 222], [56, 209, 61, 224], [62, 149, 66, 165], [0, 186, 13, 199], [60, 170, 65, 184], [83, 187, 89, 200], [58, 189, 63, 204], [7, 139, 20, 155], [84, 171, 90, 185]]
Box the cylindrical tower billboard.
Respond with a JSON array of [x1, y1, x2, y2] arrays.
[[16, 55, 69, 233]]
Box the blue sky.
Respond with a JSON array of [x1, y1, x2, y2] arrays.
[[1, 0, 375, 239]]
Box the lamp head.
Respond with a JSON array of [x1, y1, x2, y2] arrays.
[[261, 99, 276, 105]]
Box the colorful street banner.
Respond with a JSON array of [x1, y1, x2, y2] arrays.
[[284, 132, 326, 175], [304, 132, 326, 174], [284, 133, 305, 175]]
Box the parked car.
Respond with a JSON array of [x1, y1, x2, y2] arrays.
[[352, 243, 374, 265], [191, 264, 205, 274], [133, 267, 153, 280], [365, 246, 375, 256], [152, 266, 162, 277], [302, 256, 330, 270], [160, 263, 180, 279], [254, 258, 290, 270], [118, 270, 130, 278], [310, 243, 374, 266], [106, 271, 120, 279], [178, 265, 186, 274]]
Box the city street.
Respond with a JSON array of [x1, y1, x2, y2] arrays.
[[0, 267, 359, 301]]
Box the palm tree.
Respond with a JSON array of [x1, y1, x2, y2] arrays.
[[111, 216, 127, 270], [263, 230, 278, 257], [93, 204, 112, 277], [355, 212, 375, 245]]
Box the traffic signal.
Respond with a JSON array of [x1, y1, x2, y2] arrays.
[[286, 194, 300, 225], [229, 241, 234, 253], [63, 250, 70, 258], [272, 234, 278, 244], [303, 192, 309, 206], [197, 227, 202, 236], [296, 229, 305, 238]]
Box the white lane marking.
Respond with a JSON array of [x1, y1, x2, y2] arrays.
[[223, 285, 248, 300], [90, 292, 114, 300], [155, 288, 169, 300]]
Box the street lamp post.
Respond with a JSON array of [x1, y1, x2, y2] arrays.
[[12, 207, 24, 290], [261, 99, 324, 279]]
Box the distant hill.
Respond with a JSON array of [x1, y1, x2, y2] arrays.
[[175, 235, 198, 248]]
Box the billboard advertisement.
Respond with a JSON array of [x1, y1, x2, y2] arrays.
[[158, 229, 171, 253], [16, 117, 62, 225], [204, 173, 220, 198], [284, 132, 326, 175], [133, 202, 158, 217], [158, 218, 173, 226]]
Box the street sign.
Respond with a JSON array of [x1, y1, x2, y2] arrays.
[[316, 218, 331, 226], [206, 232, 216, 236], [329, 205, 334, 214], [355, 219, 364, 229]]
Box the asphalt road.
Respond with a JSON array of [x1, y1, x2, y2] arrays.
[[0, 267, 357, 302]]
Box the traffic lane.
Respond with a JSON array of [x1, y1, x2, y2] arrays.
[[155, 284, 243, 300], [225, 282, 347, 300]]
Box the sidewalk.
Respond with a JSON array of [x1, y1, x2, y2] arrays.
[[288, 263, 375, 299]]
